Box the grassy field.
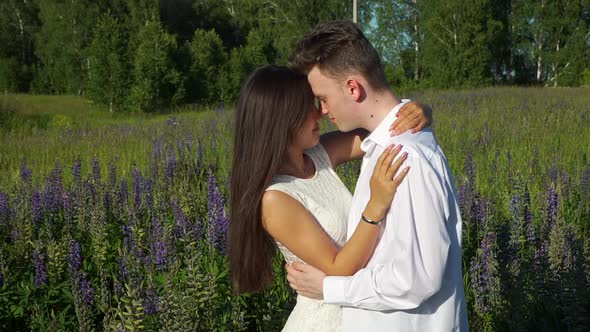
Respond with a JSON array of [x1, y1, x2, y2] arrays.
[[0, 87, 589, 331], [0, 95, 230, 189]]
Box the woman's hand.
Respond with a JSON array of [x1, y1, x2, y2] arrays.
[[390, 101, 433, 136], [365, 144, 410, 220]]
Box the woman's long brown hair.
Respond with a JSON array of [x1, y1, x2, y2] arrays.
[[229, 65, 315, 294]]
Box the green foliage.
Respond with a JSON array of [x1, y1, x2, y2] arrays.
[[187, 29, 226, 104], [219, 30, 269, 103], [0, 0, 39, 93], [87, 13, 129, 112], [0, 57, 19, 93], [34, 0, 99, 94], [129, 20, 184, 112], [583, 68, 590, 85], [419, 0, 497, 88]]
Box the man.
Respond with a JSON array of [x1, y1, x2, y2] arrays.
[[286, 21, 469, 331]]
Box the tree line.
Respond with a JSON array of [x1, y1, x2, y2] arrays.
[[0, 0, 589, 112]]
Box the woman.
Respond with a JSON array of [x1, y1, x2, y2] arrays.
[[229, 65, 430, 331]]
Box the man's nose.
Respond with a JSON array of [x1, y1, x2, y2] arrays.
[[321, 107, 329, 115]]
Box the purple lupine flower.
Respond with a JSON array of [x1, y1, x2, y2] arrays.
[[508, 193, 525, 249], [150, 217, 167, 271], [85, 176, 97, 203], [33, 250, 47, 287], [72, 159, 82, 185], [561, 224, 583, 272], [10, 228, 18, 244], [192, 218, 203, 242], [533, 240, 550, 296], [0, 271, 3, 288], [207, 173, 229, 253], [144, 179, 154, 211], [457, 184, 468, 216], [31, 190, 43, 224], [20, 160, 32, 186], [69, 240, 82, 275], [0, 193, 10, 225], [153, 137, 161, 161], [45, 163, 63, 213], [118, 252, 128, 281], [172, 200, 188, 239], [509, 195, 521, 222], [559, 171, 571, 199], [119, 177, 129, 205], [91, 158, 101, 182], [132, 168, 142, 209], [62, 192, 72, 220], [522, 187, 535, 243], [546, 188, 558, 233], [122, 224, 133, 251], [79, 272, 94, 304], [470, 231, 498, 314], [165, 149, 177, 180], [474, 197, 488, 231], [144, 288, 159, 315]]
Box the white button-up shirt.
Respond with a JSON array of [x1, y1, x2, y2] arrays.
[[323, 100, 469, 331]]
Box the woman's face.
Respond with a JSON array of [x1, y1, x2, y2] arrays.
[[292, 103, 322, 150]]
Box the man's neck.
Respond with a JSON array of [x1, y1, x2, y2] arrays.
[[360, 89, 400, 132]]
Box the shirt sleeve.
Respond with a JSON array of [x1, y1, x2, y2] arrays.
[[323, 151, 452, 311]]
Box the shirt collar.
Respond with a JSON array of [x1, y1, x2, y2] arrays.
[[360, 99, 410, 152]]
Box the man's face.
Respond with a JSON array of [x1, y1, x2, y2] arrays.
[[307, 65, 358, 132]]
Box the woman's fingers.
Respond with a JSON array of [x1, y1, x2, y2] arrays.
[[392, 166, 410, 186], [380, 144, 401, 176], [375, 144, 394, 174], [390, 112, 418, 132], [385, 151, 408, 180]]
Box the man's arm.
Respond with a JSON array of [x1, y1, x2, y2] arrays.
[[288, 152, 452, 310]]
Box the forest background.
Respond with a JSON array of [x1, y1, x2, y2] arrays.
[[1, 0, 589, 112]]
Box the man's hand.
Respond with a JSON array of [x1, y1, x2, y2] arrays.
[[390, 101, 433, 136], [286, 262, 327, 300]]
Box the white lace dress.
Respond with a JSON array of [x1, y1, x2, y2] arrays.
[[266, 144, 352, 332]]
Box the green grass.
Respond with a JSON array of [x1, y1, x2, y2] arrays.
[[0, 94, 232, 189]]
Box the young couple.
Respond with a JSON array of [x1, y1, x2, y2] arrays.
[[229, 21, 468, 331]]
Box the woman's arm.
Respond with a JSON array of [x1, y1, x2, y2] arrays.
[[262, 145, 409, 276], [321, 101, 432, 168], [320, 128, 368, 169]]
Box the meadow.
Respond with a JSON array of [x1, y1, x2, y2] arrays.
[[0, 87, 589, 331]]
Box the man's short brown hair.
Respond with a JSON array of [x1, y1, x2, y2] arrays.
[[289, 20, 389, 91]]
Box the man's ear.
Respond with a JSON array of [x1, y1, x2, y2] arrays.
[[346, 78, 364, 102]]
